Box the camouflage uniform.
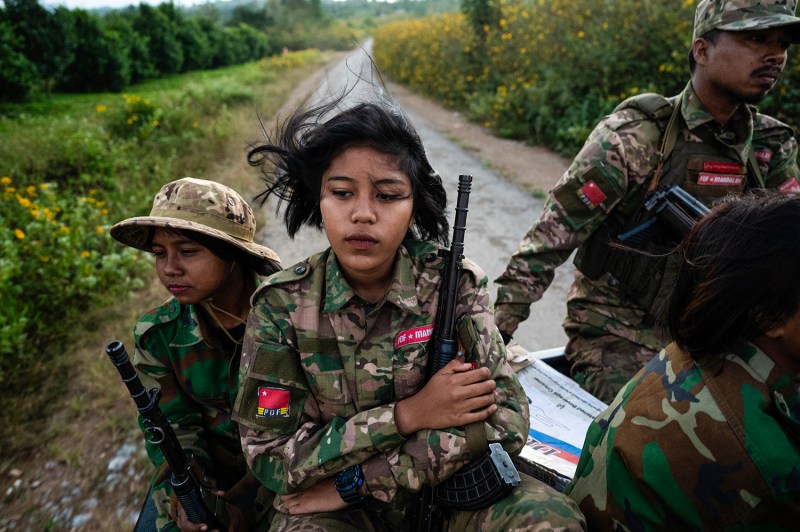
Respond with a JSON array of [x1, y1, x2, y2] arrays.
[[134, 298, 273, 531], [565, 341, 800, 530], [494, 81, 800, 402], [233, 240, 585, 531]]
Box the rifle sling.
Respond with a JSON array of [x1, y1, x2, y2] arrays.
[[465, 421, 488, 459], [648, 91, 683, 194]]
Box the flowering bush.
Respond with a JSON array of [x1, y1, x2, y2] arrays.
[[0, 177, 148, 385], [375, 0, 799, 156]]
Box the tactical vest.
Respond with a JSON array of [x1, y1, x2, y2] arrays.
[[573, 92, 761, 315]]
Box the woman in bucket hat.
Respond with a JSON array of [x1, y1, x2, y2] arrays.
[[111, 177, 281, 532]]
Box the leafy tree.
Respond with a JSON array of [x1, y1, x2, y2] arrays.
[[59, 9, 130, 92], [3, 0, 74, 93], [177, 16, 212, 72], [230, 22, 271, 62], [105, 10, 156, 83], [0, 16, 38, 101], [133, 3, 183, 75], [230, 1, 275, 29]]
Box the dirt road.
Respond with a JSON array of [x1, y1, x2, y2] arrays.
[[259, 46, 574, 351]]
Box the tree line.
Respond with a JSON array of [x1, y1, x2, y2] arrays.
[[0, 0, 331, 102]]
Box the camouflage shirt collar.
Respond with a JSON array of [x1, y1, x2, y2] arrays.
[[323, 245, 421, 315], [682, 82, 755, 149], [168, 301, 205, 348], [730, 340, 798, 390]]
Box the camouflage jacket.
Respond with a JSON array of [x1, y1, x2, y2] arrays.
[[233, 239, 529, 512], [494, 82, 800, 349], [134, 296, 269, 530], [565, 341, 800, 530]]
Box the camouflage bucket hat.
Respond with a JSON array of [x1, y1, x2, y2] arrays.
[[694, 0, 800, 41], [110, 177, 280, 264]]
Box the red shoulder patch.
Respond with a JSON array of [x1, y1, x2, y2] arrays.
[[779, 177, 800, 195], [257, 387, 290, 418], [576, 181, 606, 210]]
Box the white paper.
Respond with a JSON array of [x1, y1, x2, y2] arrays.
[[511, 348, 608, 489]]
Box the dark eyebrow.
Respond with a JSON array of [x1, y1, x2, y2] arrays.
[[325, 175, 409, 187]]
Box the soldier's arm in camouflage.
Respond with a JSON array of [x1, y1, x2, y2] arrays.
[[358, 267, 530, 503], [494, 111, 661, 337], [754, 115, 800, 189]]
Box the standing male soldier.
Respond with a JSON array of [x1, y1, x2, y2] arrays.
[[494, 0, 800, 403]]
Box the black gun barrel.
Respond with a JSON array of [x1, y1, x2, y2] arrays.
[[105, 340, 220, 527], [430, 174, 472, 375]]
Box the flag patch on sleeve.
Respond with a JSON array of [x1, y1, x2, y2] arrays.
[[257, 387, 290, 418], [779, 177, 800, 195], [576, 181, 606, 210]]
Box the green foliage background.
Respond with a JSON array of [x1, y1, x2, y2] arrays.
[[373, 0, 800, 156], [0, 50, 327, 403]]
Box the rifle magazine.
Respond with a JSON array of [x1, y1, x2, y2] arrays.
[[432, 443, 520, 511]]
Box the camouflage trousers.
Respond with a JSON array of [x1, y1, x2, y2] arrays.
[[565, 333, 658, 403], [267, 473, 585, 531]]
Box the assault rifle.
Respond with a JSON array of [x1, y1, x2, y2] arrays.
[[413, 175, 521, 530], [617, 184, 710, 246], [105, 340, 223, 529]]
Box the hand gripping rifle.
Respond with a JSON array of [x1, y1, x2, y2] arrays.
[[617, 184, 710, 247], [105, 340, 222, 528], [413, 175, 521, 530]]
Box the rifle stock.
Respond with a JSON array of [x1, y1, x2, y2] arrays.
[[105, 340, 222, 528], [413, 174, 520, 530]]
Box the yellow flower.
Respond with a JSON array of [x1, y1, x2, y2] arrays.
[[0, 176, 11, 185], [14, 228, 25, 240], [59, 226, 70, 234], [152, 119, 160, 126], [26, 185, 37, 197], [40, 183, 49, 190], [81, 250, 91, 259], [95, 225, 105, 235], [96, 105, 107, 113], [16, 194, 31, 209]]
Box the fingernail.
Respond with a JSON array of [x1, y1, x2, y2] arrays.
[[471, 361, 478, 369]]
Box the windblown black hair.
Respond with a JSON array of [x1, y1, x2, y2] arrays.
[[658, 191, 800, 361], [247, 97, 450, 246]]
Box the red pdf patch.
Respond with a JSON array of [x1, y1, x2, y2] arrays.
[[395, 324, 434, 349], [257, 387, 290, 418], [697, 173, 744, 187], [703, 161, 742, 173], [576, 181, 606, 210], [754, 149, 773, 164], [779, 178, 800, 195]]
